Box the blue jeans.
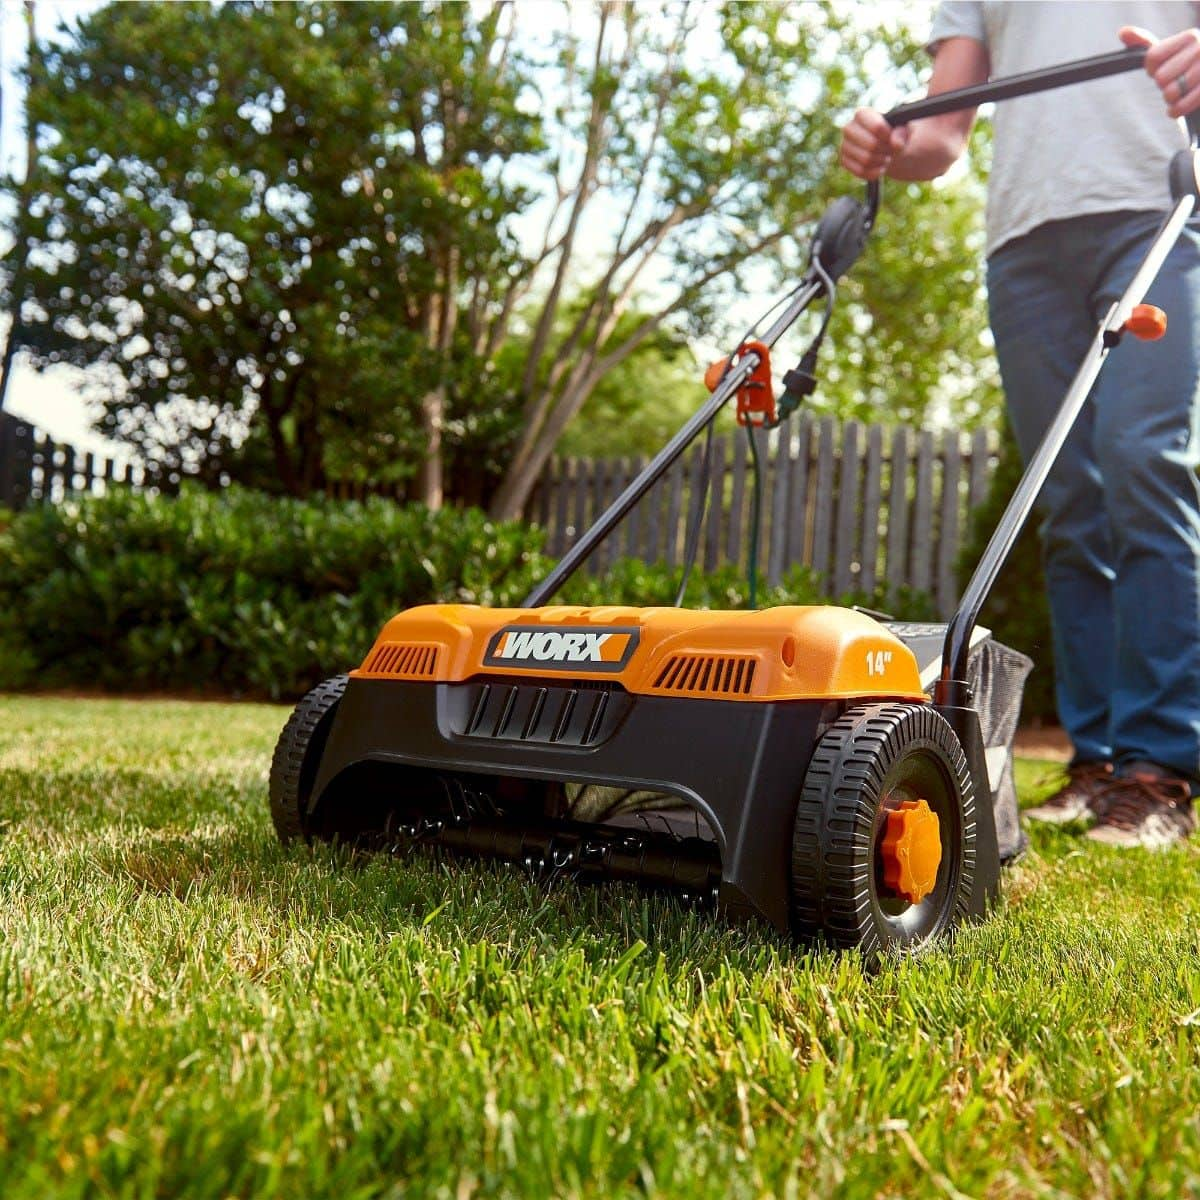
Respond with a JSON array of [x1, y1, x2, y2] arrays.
[[987, 210, 1200, 783]]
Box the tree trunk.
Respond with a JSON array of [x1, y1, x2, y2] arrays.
[[417, 387, 444, 508], [489, 431, 534, 521], [260, 376, 302, 496], [417, 246, 457, 511], [490, 371, 603, 521]]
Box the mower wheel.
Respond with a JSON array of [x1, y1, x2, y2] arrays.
[[790, 702, 976, 957], [268, 674, 348, 842]]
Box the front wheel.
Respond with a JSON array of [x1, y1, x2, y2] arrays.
[[790, 702, 976, 957], [268, 674, 347, 842]]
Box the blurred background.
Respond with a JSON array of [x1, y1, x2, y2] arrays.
[[0, 1, 1047, 711], [0, 0, 999, 496]]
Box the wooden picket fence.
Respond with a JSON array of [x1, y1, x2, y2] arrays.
[[529, 415, 999, 617], [0, 412, 169, 508], [1, 409, 1000, 618]]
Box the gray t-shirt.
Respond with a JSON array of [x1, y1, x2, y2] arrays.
[[930, 1, 1196, 254]]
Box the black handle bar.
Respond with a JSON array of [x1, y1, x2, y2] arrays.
[[886, 46, 1146, 127], [864, 46, 1200, 222]]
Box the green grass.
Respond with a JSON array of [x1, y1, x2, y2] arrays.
[[1, 696, 1199, 1199]]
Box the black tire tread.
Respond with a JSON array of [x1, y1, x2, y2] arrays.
[[268, 674, 348, 842], [790, 702, 975, 955]]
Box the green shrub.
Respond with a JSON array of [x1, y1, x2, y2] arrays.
[[0, 487, 938, 700], [0, 486, 550, 699], [957, 424, 1056, 720]]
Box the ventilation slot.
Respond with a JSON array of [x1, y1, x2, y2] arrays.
[[651, 654, 756, 697], [453, 680, 627, 748], [364, 643, 439, 678]]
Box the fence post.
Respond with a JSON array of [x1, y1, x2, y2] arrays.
[[766, 427, 793, 588], [810, 417, 837, 591], [833, 419, 862, 598], [725, 431, 746, 570], [624, 455, 645, 561], [785, 413, 813, 569], [886, 425, 910, 602], [910, 430, 936, 597], [0, 413, 31, 509], [937, 431, 963, 618], [968, 426, 991, 513], [859, 422, 885, 598], [702, 435, 725, 573], [664, 454, 685, 568]]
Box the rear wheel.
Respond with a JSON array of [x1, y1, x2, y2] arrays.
[[268, 675, 348, 842], [790, 702, 976, 957]]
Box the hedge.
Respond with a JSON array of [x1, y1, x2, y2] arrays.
[[0, 486, 936, 700], [0, 487, 548, 699]]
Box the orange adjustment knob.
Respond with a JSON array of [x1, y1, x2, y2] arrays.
[[1124, 304, 1167, 340], [704, 357, 732, 392], [879, 798, 942, 905]]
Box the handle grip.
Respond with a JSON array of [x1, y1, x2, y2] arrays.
[[862, 46, 1200, 221], [882, 46, 1147, 127]]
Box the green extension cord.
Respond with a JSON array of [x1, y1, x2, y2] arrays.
[[745, 421, 763, 609]]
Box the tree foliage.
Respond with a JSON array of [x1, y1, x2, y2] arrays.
[[7, 1, 537, 494], [820, 121, 999, 428], [484, 1, 909, 518], [3, 1, 999, 505]]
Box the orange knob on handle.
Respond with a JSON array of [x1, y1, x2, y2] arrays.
[[1124, 304, 1167, 340], [704, 357, 731, 392]]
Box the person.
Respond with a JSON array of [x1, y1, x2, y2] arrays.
[[840, 2, 1200, 848]]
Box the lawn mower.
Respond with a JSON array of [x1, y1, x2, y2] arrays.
[[270, 49, 1200, 956]]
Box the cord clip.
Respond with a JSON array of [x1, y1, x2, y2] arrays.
[[703, 340, 775, 427]]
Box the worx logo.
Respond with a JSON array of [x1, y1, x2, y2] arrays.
[[483, 625, 639, 673]]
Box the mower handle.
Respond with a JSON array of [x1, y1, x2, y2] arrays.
[[524, 48, 1200, 610], [885, 46, 1147, 128], [863, 46, 1200, 223]]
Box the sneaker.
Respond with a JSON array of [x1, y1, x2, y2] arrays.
[[1085, 769, 1197, 850], [1024, 762, 1113, 826]]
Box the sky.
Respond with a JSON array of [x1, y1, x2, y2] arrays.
[[0, 0, 939, 458], [2, 0, 115, 452]]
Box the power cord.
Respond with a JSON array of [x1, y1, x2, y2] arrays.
[[673, 256, 837, 609], [773, 253, 836, 424], [742, 253, 837, 608], [744, 420, 763, 608]]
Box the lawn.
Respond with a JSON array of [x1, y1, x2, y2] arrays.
[[1, 695, 1198, 1199]]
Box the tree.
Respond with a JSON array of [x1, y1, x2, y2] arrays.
[[483, 1, 887, 519], [817, 121, 1001, 428], [555, 332, 706, 459], [489, 298, 706, 460], [4, 1, 537, 494], [0, 0, 42, 414], [479, 3, 1002, 514], [5, 1, 999, 508]]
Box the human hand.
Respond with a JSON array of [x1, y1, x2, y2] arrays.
[[1120, 25, 1200, 118], [839, 108, 911, 180]]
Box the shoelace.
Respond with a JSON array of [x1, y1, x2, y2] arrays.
[[1092, 775, 1192, 831]]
